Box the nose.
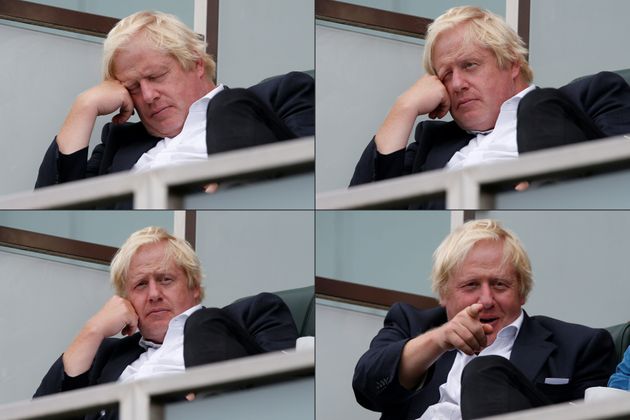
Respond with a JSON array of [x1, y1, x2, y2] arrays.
[[147, 279, 163, 302], [139, 79, 159, 104], [477, 283, 494, 309], [450, 69, 468, 93]]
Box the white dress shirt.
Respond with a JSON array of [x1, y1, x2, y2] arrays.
[[132, 84, 225, 173], [446, 85, 536, 170], [118, 304, 203, 383], [419, 311, 524, 420]]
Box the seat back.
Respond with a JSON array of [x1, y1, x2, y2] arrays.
[[274, 285, 315, 337], [606, 322, 630, 363]]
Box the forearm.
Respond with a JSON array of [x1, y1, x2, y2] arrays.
[[375, 98, 419, 155], [398, 328, 446, 390], [62, 325, 104, 377], [56, 95, 99, 155]]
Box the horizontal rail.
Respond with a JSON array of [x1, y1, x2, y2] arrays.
[[316, 135, 630, 209], [0, 137, 314, 209], [482, 392, 630, 419], [0, 350, 313, 420]]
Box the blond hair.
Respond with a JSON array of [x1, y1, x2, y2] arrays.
[[423, 6, 533, 84], [102, 11, 216, 83], [431, 219, 532, 301], [110, 226, 204, 301]]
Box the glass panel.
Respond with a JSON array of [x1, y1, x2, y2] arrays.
[[316, 211, 450, 295], [195, 211, 314, 307], [492, 170, 630, 209], [316, 300, 384, 420], [475, 210, 630, 328], [337, 0, 505, 19], [165, 377, 314, 419], [182, 173, 315, 210], [27, 0, 194, 26], [0, 210, 174, 247]]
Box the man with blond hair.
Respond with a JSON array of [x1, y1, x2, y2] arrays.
[[35, 11, 312, 201], [350, 6, 630, 207], [34, 226, 297, 419], [353, 219, 616, 419]]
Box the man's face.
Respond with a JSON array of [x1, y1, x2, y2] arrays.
[[113, 35, 213, 138], [432, 24, 523, 132], [125, 241, 200, 343], [440, 239, 524, 346]]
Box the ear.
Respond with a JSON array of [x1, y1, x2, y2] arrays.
[[195, 58, 205, 79], [510, 61, 521, 81]]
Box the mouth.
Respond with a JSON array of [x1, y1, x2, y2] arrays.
[[151, 106, 172, 118], [480, 317, 499, 325], [456, 99, 477, 110], [147, 308, 170, 317]]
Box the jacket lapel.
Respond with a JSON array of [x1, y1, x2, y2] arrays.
[[98, 335, 145, 384], [509, 312, 556, 382]]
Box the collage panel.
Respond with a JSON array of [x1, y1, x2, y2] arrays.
[[0, 210, 313, 418], [316, 0, 630, 209], [0, 0, 314, 210], [316, 210, 630, 419]]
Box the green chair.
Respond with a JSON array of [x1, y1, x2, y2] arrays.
[[606, 322, 630, 363], [274, 285, 315, 337]]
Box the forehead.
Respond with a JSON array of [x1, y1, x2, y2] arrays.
[[128, 242, 177, 273], [112, 37, 176, 80], [451, 239, 514, 279], [432, 25, 492, 69]]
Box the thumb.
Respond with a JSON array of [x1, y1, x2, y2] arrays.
[[482, 323, 494, 335]]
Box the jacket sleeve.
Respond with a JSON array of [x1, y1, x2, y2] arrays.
[[352, 303, 421, 412], [222, 292, 299, 352], [33, 354, 91, 398], [206, 89, 296, 155], [34, 138, 105, 189], [567, 327, 618, 400]]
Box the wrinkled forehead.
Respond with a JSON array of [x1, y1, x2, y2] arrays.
[[433, 32, 487, 70]]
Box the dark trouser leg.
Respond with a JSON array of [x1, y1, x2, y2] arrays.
[[517, 88, 604, 153], [183, 308, 263, 368], [460, 355, 552, 420]]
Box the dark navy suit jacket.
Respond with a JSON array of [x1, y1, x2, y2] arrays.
[[352, 304, 617, 420]]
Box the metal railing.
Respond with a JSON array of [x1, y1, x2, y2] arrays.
[[481, 392, 630, 419], [0, 137, 314, 209], [317, 135, 630, 209], [0, 350, 313, 420]]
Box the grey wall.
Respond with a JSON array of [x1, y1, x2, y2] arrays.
[[217, 0, 314, 88], [529, 0, 630, 88], [316, 211, 450, 295], [0, 211, 173, 247], [0, 22, 107, 195], [316, 24, 425, 193], [338, 0, 505, 18], [0, 250, 111, 405], [196, 210, 314, 307]]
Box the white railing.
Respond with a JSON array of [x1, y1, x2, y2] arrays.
[[481, 393, 630, 419], [0, 350, 313, 420], [0, 137, 314, 209], [317, 135, 630, 209]]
